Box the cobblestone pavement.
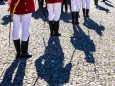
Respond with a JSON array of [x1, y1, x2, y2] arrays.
[[0, 0, 115, 86]]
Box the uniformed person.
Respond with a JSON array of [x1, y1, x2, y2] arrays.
[[82, 0, 90, 17], [71, 0, 80, 24], [38, 0, 46, 8], [38, 0, 44, 8], [46, 0, 62, 36], [94, 0, 106, 6], [94, 0, 98, 5], [62, 0, 71, 12], [102, 0, 106, 2], [4, 0, 35, 58]]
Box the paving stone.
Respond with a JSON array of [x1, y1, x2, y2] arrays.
[[0, 0, 115, 86]]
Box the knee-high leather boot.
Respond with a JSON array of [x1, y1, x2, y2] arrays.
[[75, 12, 79, 24], [94, 0, 98, 5], [86, 9, 89, 17], [82, 8, 86, 17], [21, 37, 32, 58], [72, 12, 75, 24], [54, 21, 61, 36], [13, 39, 21, 58], [49, 21, 54, 36]]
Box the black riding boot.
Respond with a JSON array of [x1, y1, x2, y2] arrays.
[[21, 38, 32, 58], [86, 9, 89, 17], [54, 21, 61, 36], [75, 12, 79, 24], [72, 12, 75, 24], [39, 0, 44, 8], [82, 8, 86, 17], [65, 2, 68, 12], [13, 39, 21, 58], [49, 21, 54, 36], [94, 0, 98, 5]]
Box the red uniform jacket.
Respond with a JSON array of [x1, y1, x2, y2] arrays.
[[46, 0, 63, 4], [4, 0, 35, 14]]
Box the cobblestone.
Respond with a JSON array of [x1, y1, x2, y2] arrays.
[[0, 0, 115, 86]]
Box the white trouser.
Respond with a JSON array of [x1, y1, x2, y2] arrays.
[[71, 0, 81, 12], [82, 0, 90, 9], [47, 3, 61, 21], [13, 13, 32, 41]]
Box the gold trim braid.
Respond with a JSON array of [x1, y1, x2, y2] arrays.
[[10, 0, 20, 20], [11, 0, 20, 15]]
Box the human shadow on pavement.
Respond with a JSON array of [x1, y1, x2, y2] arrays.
[[60, 12, 72, 23], [105, 1, 114, 8], [0, 0, 5, 5], [106, 0, 112, 3], [83, 18, 105, 37], [70, 25, 95, 63], [96, 5, 110, 13], [35, 37, 72, 86], [32, 7, 48, 22], [0, 58, 28, 86], [1, 15, 11, 25]]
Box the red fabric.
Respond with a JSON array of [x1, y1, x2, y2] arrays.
[[46, 0, 63, 4], [6, 0, 35, 14]]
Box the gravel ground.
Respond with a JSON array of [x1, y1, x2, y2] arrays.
[[0, 0, 115, 86]]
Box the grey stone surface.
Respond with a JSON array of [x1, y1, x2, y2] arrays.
[[0, 0, 115, 86]]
